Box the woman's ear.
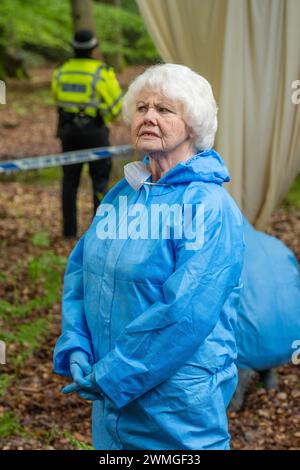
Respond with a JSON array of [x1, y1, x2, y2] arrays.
[[188, 128, 196, 141], [186, 123, 196, 140], [184, 122, 196, 143]]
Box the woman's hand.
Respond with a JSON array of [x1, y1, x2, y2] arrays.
[[69, 349, 92, 378], [61, 350, 104, 401], [62, 372, 104, 401]]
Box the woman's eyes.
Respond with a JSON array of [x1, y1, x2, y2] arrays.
[[136, 106, 172, 113], [137, 105, 147, 112]]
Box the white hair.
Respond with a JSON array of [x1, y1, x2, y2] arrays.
[[122, 63, 218, 150]]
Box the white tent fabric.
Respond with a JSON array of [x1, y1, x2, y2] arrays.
[[136, 0, 300, 228]]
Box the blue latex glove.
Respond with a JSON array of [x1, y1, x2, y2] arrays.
[[69, 349, 92, 380], [61, 350, 102, 401], [77, 390, 100, 401], [62, 371, 104, 401]]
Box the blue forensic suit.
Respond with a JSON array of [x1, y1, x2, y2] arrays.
[[53, 149, 245, 450], [237, 216, 300, 370]]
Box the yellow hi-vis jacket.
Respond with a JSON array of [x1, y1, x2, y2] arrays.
[[51, 58, 122, 125]]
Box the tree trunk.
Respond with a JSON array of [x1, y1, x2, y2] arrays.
[[70, 0, 96, 32], [70, 0, 103, 60], [95, 0, 124, 70]]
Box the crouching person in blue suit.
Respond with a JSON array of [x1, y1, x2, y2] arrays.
[[53, 64, 245, 450], [230, 216, 300, 411]]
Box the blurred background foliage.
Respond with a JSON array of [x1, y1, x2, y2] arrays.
[[0, 0, 160, 78]]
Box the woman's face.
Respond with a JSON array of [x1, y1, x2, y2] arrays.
[[131, 90, 192, 155]]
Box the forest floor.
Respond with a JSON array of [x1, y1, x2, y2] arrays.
[[0, 67, 299, 450]]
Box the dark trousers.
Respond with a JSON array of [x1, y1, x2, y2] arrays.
[[59, 121, 112, 237]]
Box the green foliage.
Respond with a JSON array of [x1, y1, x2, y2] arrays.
[[11, 103, 28, 117], [32, 88, 55, 107], [0, 167, 62, 185], [10, 318, 49, 366], [94, 3, 159, 64], [28, 251, 67, 301], [0, 0, 160, 76], [64, 431, 94, 450], [31, 231, 51, 248], [0, 412, 24, 438], [0, 0, 72, 61], [121, 0, 139, 14], [0, 375, 13, 398], [283, 174, 300, 211], [0, 252, 66, 319], [0, 250, 66, 401], [0, 252, 66, 367]]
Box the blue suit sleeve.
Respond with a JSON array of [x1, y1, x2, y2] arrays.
[[53, 234, 94, 377], [93, 186, 244, 408]]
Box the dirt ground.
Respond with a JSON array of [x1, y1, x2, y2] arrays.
[[0, 67, 299, 450]]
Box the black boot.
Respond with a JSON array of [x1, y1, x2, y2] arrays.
[[229, 368, 257, 412], [258, 368, 278, 390]]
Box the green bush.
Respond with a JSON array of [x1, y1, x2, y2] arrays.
[[0, 0, 160, 76], [284, 174, 300, 211], [0, 0, 73, 61], [95, 3, 159, 64]]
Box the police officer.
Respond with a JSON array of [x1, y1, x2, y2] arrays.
[[52, 30, 122, 238]]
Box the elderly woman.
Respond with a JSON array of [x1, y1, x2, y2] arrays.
[[53, 64, 245, 450]]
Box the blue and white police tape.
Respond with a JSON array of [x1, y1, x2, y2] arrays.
[[0, 144, 134, 173]]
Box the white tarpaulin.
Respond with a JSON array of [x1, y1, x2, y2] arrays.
[[136, 0, 300, 228]]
